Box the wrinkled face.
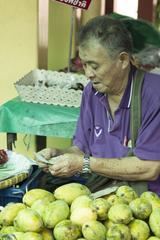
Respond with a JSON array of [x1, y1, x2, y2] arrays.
[[79, 40, 129, 95]]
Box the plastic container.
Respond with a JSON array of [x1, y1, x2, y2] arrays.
[[14, 69, 88, 107], [0, 167, 43, 206]]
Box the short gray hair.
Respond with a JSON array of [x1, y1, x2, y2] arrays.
[[78, 15, 133, 58]]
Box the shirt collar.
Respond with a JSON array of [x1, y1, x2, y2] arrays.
[[119, 66, 136, 108]]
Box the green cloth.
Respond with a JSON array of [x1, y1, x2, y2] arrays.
[[0, 97, 80, 138], [109, 12, 160, 53]]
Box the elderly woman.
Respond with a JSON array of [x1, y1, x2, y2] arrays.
[[36, 15, 160, 194]]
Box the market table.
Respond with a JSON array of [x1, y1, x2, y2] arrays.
[[0, 97, 80, 150]]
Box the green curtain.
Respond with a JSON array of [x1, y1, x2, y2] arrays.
[[109, 12, 160, 53]]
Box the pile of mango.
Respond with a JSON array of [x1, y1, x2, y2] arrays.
[[0, 183, 160, 240]]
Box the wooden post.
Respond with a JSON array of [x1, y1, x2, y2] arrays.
[[138, 0, 154, 22], [38, 0, 49, 69], [36, 0, 49, 151], [105, 0, 114, 14]]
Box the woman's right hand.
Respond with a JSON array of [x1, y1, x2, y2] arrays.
[[34, 147, 59, 171], [37, 147, 59, 159]]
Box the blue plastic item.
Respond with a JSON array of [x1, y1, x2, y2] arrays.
[[0, 167, 43, 206]]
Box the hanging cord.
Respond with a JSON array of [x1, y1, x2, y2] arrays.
[[68, 7, 76, 72], [23, 134, 32, 151]]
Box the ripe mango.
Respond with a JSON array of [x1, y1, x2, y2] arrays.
[[129, 219, 150, 240], [41, 228, 54, 240], [42, 200, 69, 228], [140, 191, 159, 202], [149, 208, 160, 238], [148, 237, 160, 240], [14, 208, 44, 232], [54, 183, 91, 205], [91, 198, 110, 220], [106, 194, 125, 206], [116, 185, 138, 204], [108, 203, 133, 224], [107, 223, 131, 240], [70, 207, 97, 226], [53, 219, 81, 240], [31, 197, 54, 218], [82, 220, 106, 240], [0, 203, 26, 226], [23, 188, 54, 207], [0, 226, 17, 234], [70, 195, 93, 213], [103, 219, 114, 231], [129, 198, 152, 220], [23, 232, 43, 240], [12, 232, 24, 240]]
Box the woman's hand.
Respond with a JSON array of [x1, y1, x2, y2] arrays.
[[36, 147, 59, 159], [34, 147, 60, 172], [48, 153, 83, 177]]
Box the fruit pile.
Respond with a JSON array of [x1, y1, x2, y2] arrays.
[[0, 183, 160, 240]]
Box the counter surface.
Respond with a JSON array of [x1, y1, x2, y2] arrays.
[[0, 97, 80, 138]]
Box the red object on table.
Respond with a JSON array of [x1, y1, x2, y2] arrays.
[[0, 149, 8, 164]]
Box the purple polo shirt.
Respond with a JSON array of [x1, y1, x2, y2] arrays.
[[73, 67, 160, 195]]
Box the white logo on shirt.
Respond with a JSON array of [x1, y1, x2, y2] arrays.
[[94, 126, 102, 137]]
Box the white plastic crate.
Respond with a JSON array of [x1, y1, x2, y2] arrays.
[[14, 69, 88, 107]]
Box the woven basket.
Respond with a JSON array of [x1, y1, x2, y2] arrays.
[[0, 172, 28, 189], [14, 69, 88, 107]]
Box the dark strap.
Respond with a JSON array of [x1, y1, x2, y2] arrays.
[[130, 69, 145, 148], [129, 69, 148, 194]]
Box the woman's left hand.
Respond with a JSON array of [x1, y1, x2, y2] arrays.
[[48, 153, 83, 177]]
